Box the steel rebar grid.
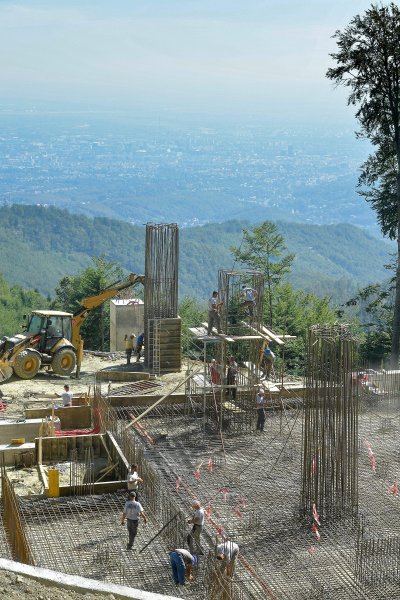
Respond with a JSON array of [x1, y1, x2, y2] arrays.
[[111, 385, 400, 599], [6, 367, 400, 600]]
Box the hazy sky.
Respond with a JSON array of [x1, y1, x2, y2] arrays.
[[0, 1, 386, 121]]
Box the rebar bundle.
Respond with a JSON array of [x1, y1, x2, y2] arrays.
[[144, 223, 179, 370], [301, 324, 359, 521]]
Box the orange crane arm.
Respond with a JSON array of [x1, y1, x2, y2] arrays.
[[71, 273, 145, 371]]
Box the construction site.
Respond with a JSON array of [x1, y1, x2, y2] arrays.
[[0, 223, 400, 600]]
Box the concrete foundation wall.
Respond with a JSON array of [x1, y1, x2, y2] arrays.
[[110, 299, 144, 352], [25, 406, 92, 429], [0, 419, 43, 444], [0, 443, 35, 466]]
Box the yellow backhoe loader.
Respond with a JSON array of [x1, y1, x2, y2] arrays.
[[0, 273, 144, 383]]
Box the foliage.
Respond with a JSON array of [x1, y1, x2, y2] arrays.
[[271, 283, 338, 375], [345, 281, 394, 366], [51, 258, 124, 351], [230, 221, 295, 327], [0, 273, 49, 336], [326, 2, 400, 366], [178, 296, 206, 358], [0, 206, 391, 306]]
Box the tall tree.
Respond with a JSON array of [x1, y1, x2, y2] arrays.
[[230, 221, 294, 327], [52, 257, 124, 351], [326, 2, 400, 366], [345, 280, 394, 366]]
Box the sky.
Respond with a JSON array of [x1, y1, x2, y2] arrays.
[[0, 0, 391, 122]]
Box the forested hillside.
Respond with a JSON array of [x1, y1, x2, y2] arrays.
[[0, 205, 391, 302], [0, 273, 48, 335]]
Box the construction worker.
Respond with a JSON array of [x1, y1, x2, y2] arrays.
[[169, 548, 194, 586], [124, 334, 135, 365], [136, 332, 144, 362], [255, 388, 266, 432], [55, 384, 73, 407], [216, 539, 240, 577], [261, 340, 275, 379], [127, 463, 143, 501], [187, 500, 204, 554], [240, 284, 257, 318], [121, 491, 147, 550], [209, 358, 221, 385], [207, 291, 223, 335]]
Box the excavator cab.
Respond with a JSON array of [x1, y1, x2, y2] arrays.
[[25, 314, 72, 350], [25, 310, 76, 376]]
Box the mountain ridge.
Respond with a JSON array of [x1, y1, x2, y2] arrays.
[[0, 204, 391, 303]]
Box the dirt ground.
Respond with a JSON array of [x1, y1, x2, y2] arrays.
[[0, 352, 192, 496], [0, 352, 192, 419]]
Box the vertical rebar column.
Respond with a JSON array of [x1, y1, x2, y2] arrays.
[[300, 324, 359, 521], [144, 223, 179, 370]]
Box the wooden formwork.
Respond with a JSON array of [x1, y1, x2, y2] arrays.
[[148, 316, 181, 374], [1, 470, 34, 565]]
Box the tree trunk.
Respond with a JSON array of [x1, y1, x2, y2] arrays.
[[390, 171, 400, 368], [100, 304, 104, 352], [267, 280, 273, 328]]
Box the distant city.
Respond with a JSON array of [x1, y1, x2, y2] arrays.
[[0, 109, 377, 234]]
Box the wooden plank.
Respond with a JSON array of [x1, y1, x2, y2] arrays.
[[228, 335, 263, 341], [239, 321, 269, 340], [189, 327, 209, 337], [215, 333, 236, 342], [261, 325, 285, 346], [262, 383, 280, 393]]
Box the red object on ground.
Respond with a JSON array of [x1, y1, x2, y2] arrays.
[[312, 523, 321, 541], [55, 424, 101, 436]]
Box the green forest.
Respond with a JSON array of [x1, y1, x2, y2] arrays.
[[0, 205, 393, 370], [0, 204, 392, 301]]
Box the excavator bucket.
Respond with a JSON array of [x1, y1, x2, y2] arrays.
[[0, 361, 13, 383]]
